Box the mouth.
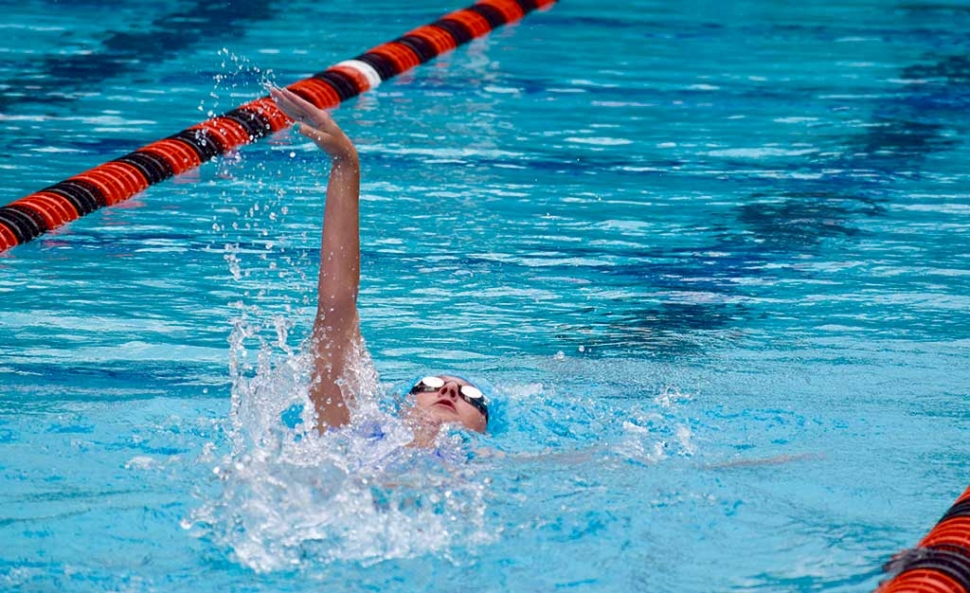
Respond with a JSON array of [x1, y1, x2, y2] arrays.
[[433, 400, 457, 413]]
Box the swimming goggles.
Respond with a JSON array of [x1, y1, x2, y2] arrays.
[[410, 376, 489, 423]]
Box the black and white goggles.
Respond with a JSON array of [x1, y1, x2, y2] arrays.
[[410, 376, 488, 422]]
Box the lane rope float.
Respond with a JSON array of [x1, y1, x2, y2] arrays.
[[0, 0, 556, 253], [877, 485, 970, 593]]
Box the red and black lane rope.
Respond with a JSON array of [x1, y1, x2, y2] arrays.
[[878, 486, 970, 593], [0, 0, 556, 252]]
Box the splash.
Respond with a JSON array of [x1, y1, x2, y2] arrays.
[[186, 311, 493, 573], [198, 48, 277, 120]]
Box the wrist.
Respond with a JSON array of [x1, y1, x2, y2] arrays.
[[331, 148, 359, 167]]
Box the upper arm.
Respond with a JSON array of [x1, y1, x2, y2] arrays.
[[308, 304, 359, 430]]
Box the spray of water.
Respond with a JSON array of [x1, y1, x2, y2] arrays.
[[186, 296, 494, 574], [194, 326, 498, 571]]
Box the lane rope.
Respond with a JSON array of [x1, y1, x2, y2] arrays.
[[878, 486, 970, 593], [0, 0, 556, 252]]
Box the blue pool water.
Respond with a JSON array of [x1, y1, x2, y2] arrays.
[[2, 0, 970, 590]]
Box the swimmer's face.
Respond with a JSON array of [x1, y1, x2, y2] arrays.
[[411, 375, 488, 433]]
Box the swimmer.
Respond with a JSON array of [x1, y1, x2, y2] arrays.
[[269, 87, 488, 446]]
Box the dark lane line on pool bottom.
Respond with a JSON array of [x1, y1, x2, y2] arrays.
[[0, 0, 277, 112], [529, 46, 970, 358]]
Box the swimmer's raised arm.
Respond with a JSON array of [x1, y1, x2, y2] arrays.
[[270, 87, 360, 432]]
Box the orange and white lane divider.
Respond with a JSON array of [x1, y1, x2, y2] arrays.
[[877, 485, 970, 593], [0, 0, 556, 252]]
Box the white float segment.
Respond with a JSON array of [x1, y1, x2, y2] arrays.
[[337, 60, 383, 90]]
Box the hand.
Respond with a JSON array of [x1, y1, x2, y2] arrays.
[[268, 85, 358, 162]]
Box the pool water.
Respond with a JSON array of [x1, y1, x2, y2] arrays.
[[2, 0, 970, 590]]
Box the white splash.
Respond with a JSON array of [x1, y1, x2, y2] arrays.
[[186, 313, 493, 573]]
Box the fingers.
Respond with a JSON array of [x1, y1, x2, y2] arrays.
[[268, 85, 335, 130], [268, 86, 307, 122], [268, 86, 315, 124], [273, 86, 315, 114]]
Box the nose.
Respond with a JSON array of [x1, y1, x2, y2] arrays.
[[440, 381, 460, 399]]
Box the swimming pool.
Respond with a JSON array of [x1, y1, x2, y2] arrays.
[[2, 0, 969, 590]]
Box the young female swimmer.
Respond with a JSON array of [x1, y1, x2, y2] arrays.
[[269, 87, 489, 446]]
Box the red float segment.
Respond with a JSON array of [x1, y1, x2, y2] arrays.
[[18, 192, 80, 222], [99, 161, 150, 195], [192, 118, 253, 152], [189, 122, 230, 153], [880, 569, 965, 593], [0, 222, 17, 251], [478, 0, 525, 23], [38, 192, 81, 222], [444, 9, 493, 38], [6, 202, 59, 231], [535, 0, 556, 8], [370, 42, 423, 74], [239, 97, 290, 133], [407, 25, 459, 54], [141, 139, 203, 175], [70, 169, 128, 206], [11, 193, 80, 229], [214, 117, 259, 147], [919, 518, 970, 549], [287, 78, 342, 110]]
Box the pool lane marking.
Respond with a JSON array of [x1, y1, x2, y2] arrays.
[[0, 0, 556, 252], [877, 485, 970, 593]]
